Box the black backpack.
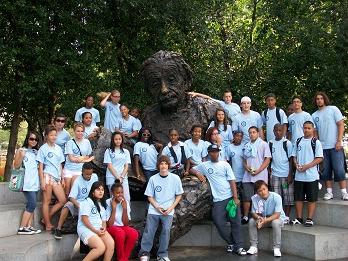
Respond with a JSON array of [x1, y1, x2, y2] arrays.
[[169, 145, 187, 165], [263, 107, 281, 123], [296, 137, 317, 156], [269, 140, 290, 160]]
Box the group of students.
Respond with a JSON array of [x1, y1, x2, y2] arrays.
[[13, 89, 346, 260]]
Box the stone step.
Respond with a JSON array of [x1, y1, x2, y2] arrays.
[[173, 222, 348, 260], [0, 182, 26, 205], [0, 204, 41, 238], [318, 174, 348, 198], [0, 232, 80, 261]]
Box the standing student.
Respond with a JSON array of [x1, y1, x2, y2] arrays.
[[184, 125, 208, 168], [134, 128, 163, 181], [64, 123, 94, 196], [189, 89, 241, 121], [287, 96, 313, 144], [191, 144, 247, 256], [116, 104, 141, 145], [208, 108, 233, 148], [161, 129, 190, 177], [269, 124, 293, 222], [54, 162, 98, 240], [37, 125, 67, 231], [53, 114, 70, 152], [82, 112, 100, 141], [261, 93, 288, 141], [312, 92, 348, 200], [104, 131, 131, 202], [77, 181, 114, 261], [100, 90, 122, 132], [241, 126, 271, 224], [225, 131, 245, 207], [14, 131, 42, 235], [291, 121, 323, 226], [139, 156, 183, 261], [106, 183, 139, 261], [232, 96, 264, 144], [246, 180, 286, 257], [205, 127, 226, 161], [75, 95, 101, 126]]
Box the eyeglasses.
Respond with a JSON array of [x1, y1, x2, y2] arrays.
[[55, 119, 66, 123], [142, 133, 151, 137], [29, 137, 38, 141], [111, 95, 120, 98]]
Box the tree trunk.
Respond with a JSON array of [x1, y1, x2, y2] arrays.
[[4, 110, 21, 181]]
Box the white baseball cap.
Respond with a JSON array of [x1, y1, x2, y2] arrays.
[[241, 96, 251, 103]]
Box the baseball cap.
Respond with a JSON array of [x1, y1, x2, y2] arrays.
[[241, 96, 251, 103], [207, 144, 221, 152]]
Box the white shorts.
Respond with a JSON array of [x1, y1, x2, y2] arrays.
[[63, 169, 81, 179], [78, 228, 96, 245], [64, 201, 78, 216]]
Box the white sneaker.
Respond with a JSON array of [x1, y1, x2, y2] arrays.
[[342, 192, 348, 201], [274, 248, 282, 257], [157, 257, 171, 261], [283, 216, 290, 225], [246, 246, 258, 255], [323, 192, 333, 200]]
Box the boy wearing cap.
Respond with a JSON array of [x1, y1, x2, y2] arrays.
[[232, 96, 264, 144], [190, 144, 246, 256]]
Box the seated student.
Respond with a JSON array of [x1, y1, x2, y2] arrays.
[[130, 107, 143, 131], [247, 180, 286, 257], [269, 123, 293, 222], [100, 90, 122, 132], [106, 183, 139, 261], [82, 112, 100, 141], [207, 108, 233, 148], [162, 129, 190, 177], [242, 126, 271, 224], [205, 127, 226, 161], [184, 125, 208, 168], [191, 144, 246, 256], [116, 104, 141, 145], [134, 128, 163, 181], [54, 162, 98, 240], [139, 156, 183, 261], [77, 181, 114, 261], [225, 130, 245, 210], [291, 121, 323, 227], [75, 95, 101, 126]]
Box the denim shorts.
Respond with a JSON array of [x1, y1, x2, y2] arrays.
[[322, 149, 346, 182]]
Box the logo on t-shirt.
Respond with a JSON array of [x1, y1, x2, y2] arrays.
[[110, 152, 115, 158], [23, 156, 28, 162], [266, 116, 269, 121], [73, 148, 80, 154], [190, 149, 193, 154], [297, 145, 302, 151], [208, 168, 214, 174], [82, 188, 87, 194], [91, 206, 98, 214], [290, 120, 295, 125], [314, 117, 319, 122], [155, 186, 162, 192], [47, 152, 54, 158], [231, 152, 235, 158], [141, 147, 147, 152], [241, 121, 246, 127]]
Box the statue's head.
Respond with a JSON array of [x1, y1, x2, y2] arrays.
[[141, 50, 193, 111]]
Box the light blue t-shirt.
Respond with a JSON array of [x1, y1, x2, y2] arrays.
[[269, 138, 292, 178], [145, 172, 184, 215], [288, 111, 313, 144], [291, 137, 323, 182], [205, 142, 226, 162], [116, 115, 141, 134], [105, 198, 131, 226], [56, 129, 70, 152], [69, 173, 98, 201], [208, 121, 233, 148], [78, 198, 107, 231], [262, 107, 288, 141], [64, 139, 92, 172], [104, 148, 131, 185], [162, 142, 189, 169], [232, 111, 263, 144], [75, 107, 100, 125], [133, 142, 158, 171], [251, 192, 286, 221], [134, 118, 142, 131], [83, 125, 98, 139], [37, 143, 65, 181], [225, 143, 245, 182], [312, 106, 344, 149], [194, 161, 236, 202], [184, 139, 208, 165], [22, 149, 39, 191], [212, 99, 241, 120], [104, 101, 121, 132]]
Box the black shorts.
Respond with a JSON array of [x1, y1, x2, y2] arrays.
[[294, 180, 319, 202]]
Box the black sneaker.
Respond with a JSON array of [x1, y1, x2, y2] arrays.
[[291, 218, 303, 225], [304, 219, 314, 227], [226, 245, 234, 253], [29, 227, 41, 234], [241, 216, 249, 225], [54, 228, 62, 240], [18, 227, 35, 235]]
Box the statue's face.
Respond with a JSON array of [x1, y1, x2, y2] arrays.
[[144, 61, 187, 111]]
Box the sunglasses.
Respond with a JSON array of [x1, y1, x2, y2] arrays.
[[29, 137, 38, 141], [111, 95, 120, 98], [142, 133, 151, 137], [55, 119, 66, 123]]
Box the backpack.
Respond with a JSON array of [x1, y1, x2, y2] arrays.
[[169, 145, 187, 165], [263, 107, 281, 123], [269, 140, 290, 160], [296, 137, 317, 156]]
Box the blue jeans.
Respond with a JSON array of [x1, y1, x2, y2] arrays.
[[23, 191, 37, 213], [322, 149, 346, 182], [139, 214, 173, 258]]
